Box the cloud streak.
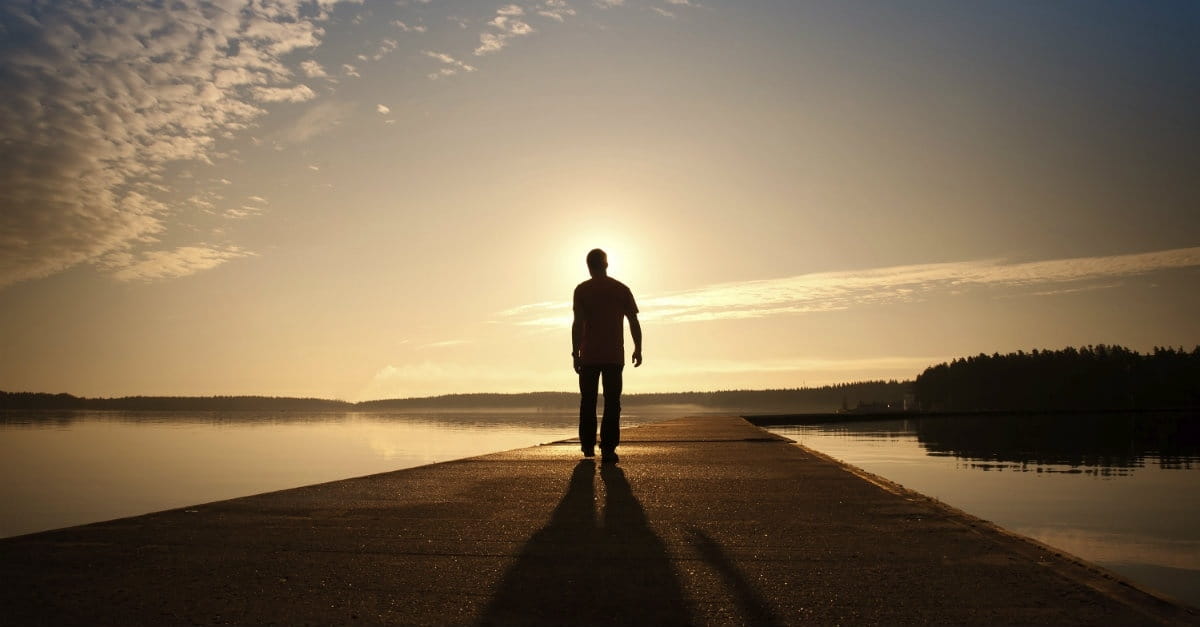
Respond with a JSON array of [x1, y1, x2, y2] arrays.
[[474, 5, 536, 56], [423, 50, 477, 79], [102, 245, 253, 282], [0, 0, 353, 287], [499, 247, 1200, 327]]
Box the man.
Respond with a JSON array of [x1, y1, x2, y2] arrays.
[[572, 248, 642, 464]]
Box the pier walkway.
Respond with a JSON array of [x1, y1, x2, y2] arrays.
[[1, 416, 1194, 625]]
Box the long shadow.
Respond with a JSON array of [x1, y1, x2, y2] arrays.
[[478, 461, 690, 626], [688, 528, 783, 627]]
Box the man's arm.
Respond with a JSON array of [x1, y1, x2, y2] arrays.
[[629, 313, 643, 367], [571, 311, 583, 373]]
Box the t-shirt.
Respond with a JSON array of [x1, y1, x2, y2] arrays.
[[573, 276, 638, 365]]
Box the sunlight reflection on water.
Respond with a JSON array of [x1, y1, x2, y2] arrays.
[[0, 410, 669, 539]]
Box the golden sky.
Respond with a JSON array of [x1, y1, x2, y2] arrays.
[[1, 1, 1198, 400]]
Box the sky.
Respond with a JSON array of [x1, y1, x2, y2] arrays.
[[1, 0, 1198, 401]]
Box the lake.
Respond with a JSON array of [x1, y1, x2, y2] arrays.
[[765, 413, 1200, 609], [0, 409, 675, 540]]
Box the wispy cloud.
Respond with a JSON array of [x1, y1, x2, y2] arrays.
[[299, 60, 331, 78], [474, 5, 536, 56], [103, 245, 253, 282], [499, 247, 1200, 327], [652, 0, 698, 19], [0, 0, 356, 288], [368, 38, 399, 61], [362, 361, 556, 398], [421, 339, 472, 349], [423, 50, 477, 79], [537, 0, 577, 22], [278, 100, 355, 144], [223, 196, 267, 220], [253, 85, 317, 103], [393, 20, 428, 33]]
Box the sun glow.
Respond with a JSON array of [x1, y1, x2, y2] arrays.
[[553, 218, 649, 295]]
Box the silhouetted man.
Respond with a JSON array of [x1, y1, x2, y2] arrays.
[[572, 248, 642, 464]]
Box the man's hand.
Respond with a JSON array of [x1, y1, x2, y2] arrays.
[[632, 350, 643, 368], [573, 353, 582, 374]]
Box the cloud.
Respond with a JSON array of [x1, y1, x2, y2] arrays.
[[362, 361, 560, 398], [537, 0, 578, 22], [369, 38, 399, 61], [278, 100, 355, 144], [253, 85, 317, 103], [103, 245, 253, 282], [393, 20, 428, 33], [421, 339, 471, 348], [342, 63, 361, 78], [0, 0, 354, 289], [498, 247, 1200, 327], [222, 207, 259, 219], [376, 104, 391, 115], [423, 50, 477, 79], [299, 60, 330, 78], [474, 5, 537, 55], [653, 0, 697, 18]]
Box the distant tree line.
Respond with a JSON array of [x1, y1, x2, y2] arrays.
[[1, 381, 910, 413], [0, 393, 353, 412], [913, 345, 1200, 412], [356, 392, 578, 411], [625, 381, 910, 412]]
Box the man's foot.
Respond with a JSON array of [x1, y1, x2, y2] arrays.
[[600, 450, 619, 464], [582, 446, 595, 458]]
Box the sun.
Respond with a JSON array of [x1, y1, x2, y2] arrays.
[[559, 231, 644, 290]]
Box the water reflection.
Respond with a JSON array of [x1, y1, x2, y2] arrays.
[[766, 412, 1200, 608], [914, 413, 1199, 470], [0, 410, 668, 539], [0, 409, 605, 430], [801, 412, 1200, 473]]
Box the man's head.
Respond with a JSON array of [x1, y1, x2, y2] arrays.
[[586, 248, 608, 277]]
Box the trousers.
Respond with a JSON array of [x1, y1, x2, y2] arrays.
[[578, 363, 623, 452]]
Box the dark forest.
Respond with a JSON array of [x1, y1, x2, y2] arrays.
[[913, 345, 1200, 411]]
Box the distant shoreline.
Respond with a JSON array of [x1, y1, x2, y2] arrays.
[[0, 381, 909, 414], [745, 407, 1200, 426]]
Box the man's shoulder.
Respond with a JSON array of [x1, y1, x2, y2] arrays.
[[578, 277, 631, 293], [576, 276, 623, 289], [596, 276, 631, 292], [607, 276, 631, 291]]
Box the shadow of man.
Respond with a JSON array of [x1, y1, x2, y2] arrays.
[[478, 461, 690, 626]]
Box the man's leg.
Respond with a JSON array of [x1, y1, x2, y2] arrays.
[[599, 364, 624, 456], [578, 365, 601, 456]]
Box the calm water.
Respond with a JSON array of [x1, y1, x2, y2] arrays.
[[0, 410, 670, 539], [767, 414, 1200, 608]]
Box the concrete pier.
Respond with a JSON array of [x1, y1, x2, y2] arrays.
[[1, 416, 1194, 625]]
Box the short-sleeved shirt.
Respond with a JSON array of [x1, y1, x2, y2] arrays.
[[573, 276, 638, 365]]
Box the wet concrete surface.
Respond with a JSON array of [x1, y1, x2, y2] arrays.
[[1, 416, 1195, 625]]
